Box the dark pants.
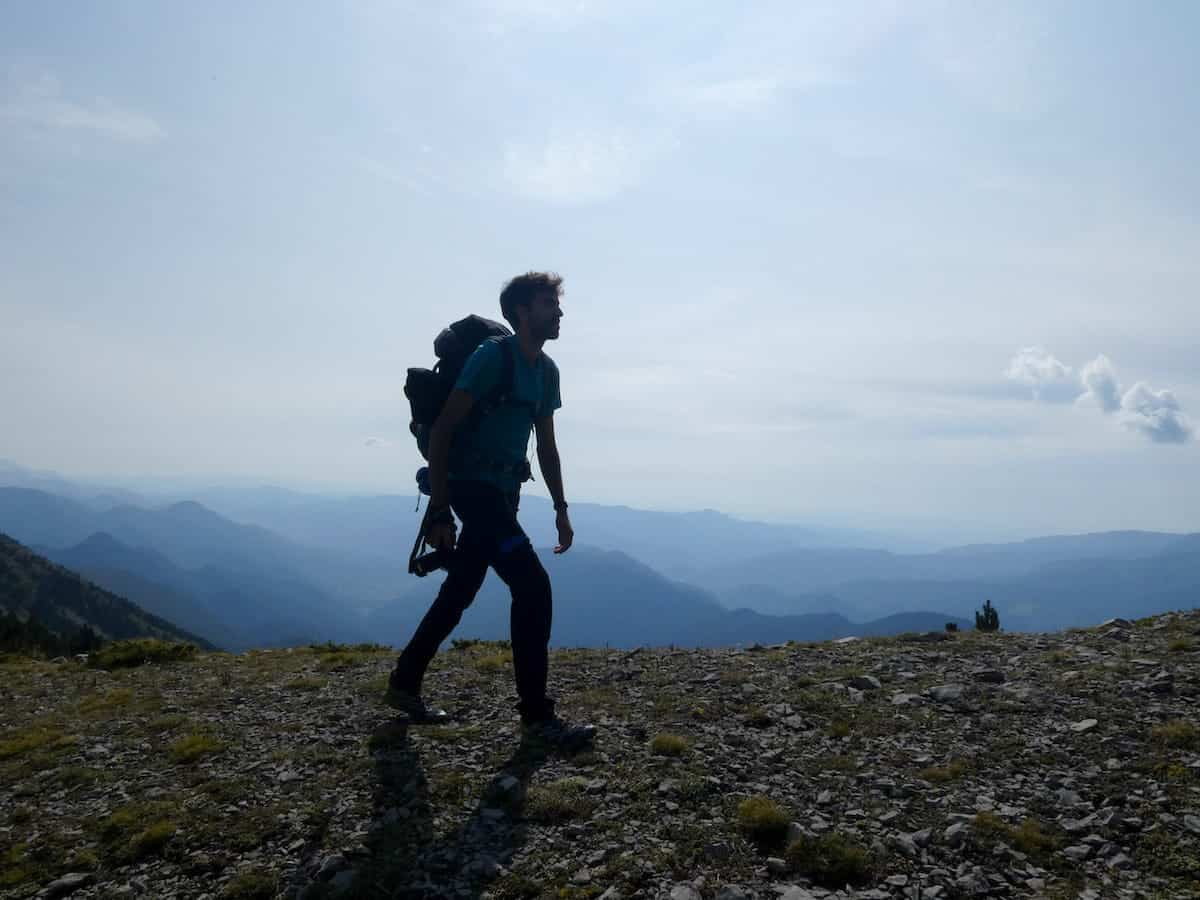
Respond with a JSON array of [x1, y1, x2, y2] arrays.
[[394, 480, 555, 723]]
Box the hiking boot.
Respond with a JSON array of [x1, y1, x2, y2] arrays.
[[521, 715, 597, 753], [384, 678, 450, 724]]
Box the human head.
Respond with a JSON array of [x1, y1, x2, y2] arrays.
[[499, 271, 563, 333]]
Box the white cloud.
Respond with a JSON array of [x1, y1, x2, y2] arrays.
[[1003, 346, 1080, 403], [1120, 383, 1193, 444], [502, 129, 670, 204], [1010, 348, 1192, 445], [1079, 355, 1122, 414], [1, 74, 164, 143]]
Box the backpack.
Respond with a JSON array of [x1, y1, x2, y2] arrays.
[[404, 314, 518, 463]]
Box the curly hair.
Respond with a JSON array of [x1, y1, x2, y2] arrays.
[[499, 271, 563, 330]]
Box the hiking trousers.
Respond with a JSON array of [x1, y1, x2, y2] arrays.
[[394, 480, 555, 723]]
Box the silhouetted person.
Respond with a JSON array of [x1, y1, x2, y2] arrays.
[[387, 272, 596, 752]]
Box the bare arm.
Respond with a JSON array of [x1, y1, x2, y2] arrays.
[[428, 389, 476, 511], [535, 414, 573, 553]]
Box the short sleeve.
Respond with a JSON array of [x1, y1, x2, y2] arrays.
[[541, 359, 562, 418], [454, 339, 503, 399]]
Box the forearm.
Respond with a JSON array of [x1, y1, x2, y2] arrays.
[[427, 421, 455, 508], [537, 446, 566, 507]]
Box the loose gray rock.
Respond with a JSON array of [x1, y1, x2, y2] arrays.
[[928, 684, 965, 703], [669, 885, 702, 900], [1070, 718, 1098, 733], [43, 873, 93, 899], [848, 675, 882, 691], [945, 821, 969, 847], [1063, 844, 1092, 862]]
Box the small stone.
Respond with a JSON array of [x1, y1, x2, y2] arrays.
[[1185, 815, 1200, 835], [585, 779, 607, 794], [928, 684, 965, 703], [670, 886, 702, 900], [780, 889, 818, 900], [766, 856, 789, 875], [892, 692, 919, 705], [849, 675, 882, 691], [1070, 718, 1098, 733], [1100, 617, 1133, 629], [43, 873, 93, 899], [1107, 852, 1133, 869], [945, 821, 968, 847], [911, 827, 932, 847], [886, 874, 909, 887], [817, 789, 834, 805], [1063, 845, 1092, 862]]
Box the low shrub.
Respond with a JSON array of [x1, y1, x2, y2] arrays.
[[90, 639, 196, 670], [650, 733, 689, 757], [1152, 720, 1198, 750], [736, 795, 789, 848], [169, 732, 224, 764], [785, 832, 876, 886]]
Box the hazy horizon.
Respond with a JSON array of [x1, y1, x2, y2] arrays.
[[3, 2, 1198, 539]]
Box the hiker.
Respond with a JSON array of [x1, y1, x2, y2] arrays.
[[387, 272, 596, 751]]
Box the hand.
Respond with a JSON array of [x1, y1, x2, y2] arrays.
[[553, 509, 574, 554], [426, 514, 457, 551]]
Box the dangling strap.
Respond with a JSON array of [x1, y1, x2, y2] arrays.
[[408, 506, 431, 575]]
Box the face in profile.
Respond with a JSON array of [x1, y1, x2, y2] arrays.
[[525, 291, 563, 341]]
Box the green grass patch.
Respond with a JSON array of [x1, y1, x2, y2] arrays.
[[919, 757, 972, 783], [525, 777, 594, 824], [90, 639, 196, 670], [1152, 720, 1198, 750], [97, 802, 177, 863], [1167, 639, 1193, 653], [147, 714, 188, 734], [0, 843, 34, 890], [743, 706, 773, 728], [54, 766, 100, 789], [828, 718, 853, 739], [221, 869, 279, 898], [473, 651, 514, 672], [78, 687, 135, 714], [816, 754, 857, 773], [973, 812, 1059, 857], [650, 732, 689, 757], [0, 726, 72, 760], [284, 676, 325, 692], [736, 795, 789, 849], [169, 732, 224, 764], [785, 832, 876, 886]]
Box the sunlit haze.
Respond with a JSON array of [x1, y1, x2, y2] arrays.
[[3, 1, 1199, 542]]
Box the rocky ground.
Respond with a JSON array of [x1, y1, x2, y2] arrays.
[[2, 611, 1199, 900]]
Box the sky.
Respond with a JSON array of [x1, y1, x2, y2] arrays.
[[2, 0, 1199, 542]]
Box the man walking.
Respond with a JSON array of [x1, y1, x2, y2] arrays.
[[387, 272, 596, 751]]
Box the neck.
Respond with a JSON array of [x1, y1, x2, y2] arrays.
[[515, 330, 544, 364]]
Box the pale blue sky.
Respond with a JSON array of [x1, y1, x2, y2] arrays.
[[2, 1, 1199, 540]]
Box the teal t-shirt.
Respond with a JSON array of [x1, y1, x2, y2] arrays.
[[449, 336, 561, 493]]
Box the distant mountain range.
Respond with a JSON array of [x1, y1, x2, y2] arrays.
[[1, 462, 1198, 651], [0, 533, 210, 648]]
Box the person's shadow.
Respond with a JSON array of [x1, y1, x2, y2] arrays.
[[342, 718, 554, 898]]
